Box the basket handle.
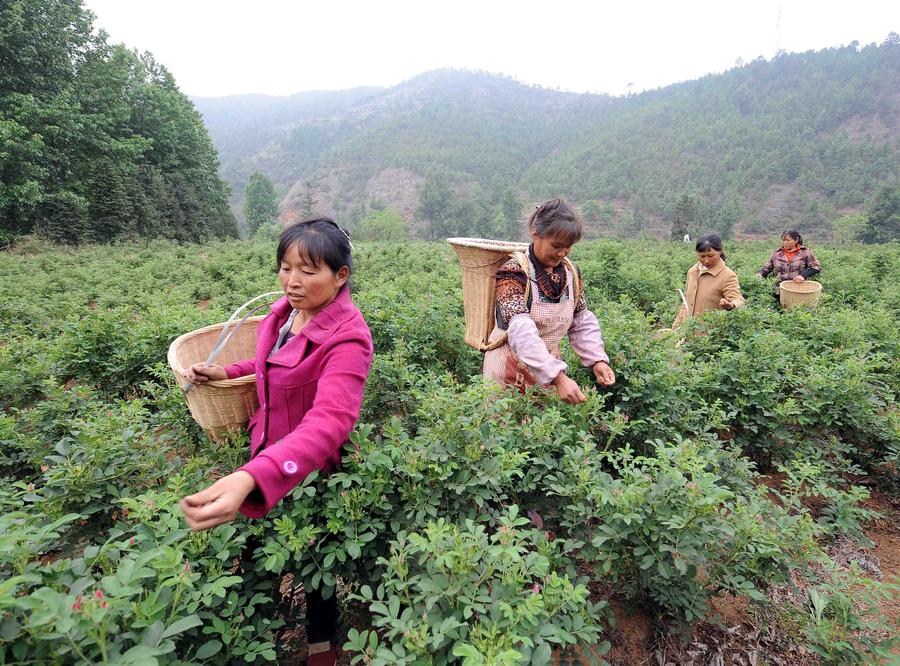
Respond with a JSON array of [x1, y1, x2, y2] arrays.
[[182, 291, 283, 392]]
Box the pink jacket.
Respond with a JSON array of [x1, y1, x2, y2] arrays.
[[223, 286, 373, 518]]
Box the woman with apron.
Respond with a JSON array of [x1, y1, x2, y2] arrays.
[[483, 199, 615, 404]]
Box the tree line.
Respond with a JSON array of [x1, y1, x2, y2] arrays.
[[0, 0, 237, 245]]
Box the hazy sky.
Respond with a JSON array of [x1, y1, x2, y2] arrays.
[[83, 0, 898, 98]]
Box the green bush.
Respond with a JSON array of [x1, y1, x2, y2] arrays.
[[0, 238, 897, 663]]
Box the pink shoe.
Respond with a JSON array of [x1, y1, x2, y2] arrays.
[[306, 648, 337, 666]]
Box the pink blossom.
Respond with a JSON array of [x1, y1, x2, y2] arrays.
[[94, 590, 103, 600], [101, 601, 107, 609], [532, 583, 541, 594]]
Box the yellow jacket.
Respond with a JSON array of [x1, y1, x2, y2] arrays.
[[673, 261, 744, 328]]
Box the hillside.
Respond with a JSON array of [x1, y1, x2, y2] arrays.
[[194, 38, 900, 239]]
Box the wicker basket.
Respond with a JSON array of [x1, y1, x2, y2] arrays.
[[168, 317, 264, 440], [447, 237, 529, 350], [779, 280, 823, 309]]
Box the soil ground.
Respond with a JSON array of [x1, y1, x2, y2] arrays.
[[276, 481, 900, 665]]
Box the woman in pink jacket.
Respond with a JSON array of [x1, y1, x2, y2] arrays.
[[483, 199, 615, 403], [181, 218, 373, 666]]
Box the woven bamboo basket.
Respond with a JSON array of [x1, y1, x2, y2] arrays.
[[447, 237, 529, 350], [167, 317, 264, 440], [779, 280, 823, 309]]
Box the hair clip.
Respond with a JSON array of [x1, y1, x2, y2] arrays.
[[339, 227, 354, 250]]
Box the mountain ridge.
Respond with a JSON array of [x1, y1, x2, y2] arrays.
[[193, 41, 900, 239]]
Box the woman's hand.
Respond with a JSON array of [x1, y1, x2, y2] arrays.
[[552, 372, 586, 404], [185, 362, 228, 384], [793, 275, 806, 282], [180, 471, 257, 531], [593, 361, 616, 386], [719, 297, 735, 310]]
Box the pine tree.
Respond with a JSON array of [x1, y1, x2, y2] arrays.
[[417, 176, 454, 240], [860, 185, 900, 243], [671, 194, 696, 240], [88, 159, 130, 242], [715, 193, 741, 240], [38, 191, 89, 244], [243, 172, 279, 235]]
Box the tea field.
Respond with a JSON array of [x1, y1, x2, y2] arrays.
[[1, 237, 898, 665]]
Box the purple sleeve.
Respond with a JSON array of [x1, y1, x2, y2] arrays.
[[758, 252, 776, 277], [567, 309, 609, 367], [224, 359, 257, 379], [506, 313, 567, 386], [802, 249, 822, 276], [237, 333, 373, 517]]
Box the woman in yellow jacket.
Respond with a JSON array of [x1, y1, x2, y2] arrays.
[[673, 233, 745, 328]]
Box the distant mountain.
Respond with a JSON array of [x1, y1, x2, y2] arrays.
[[191, 87, 382, 194], [193, 39, 900, 239]]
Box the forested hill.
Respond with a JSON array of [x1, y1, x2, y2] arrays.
[[195, 38, 900, 240], [1, 0, 237, 244]]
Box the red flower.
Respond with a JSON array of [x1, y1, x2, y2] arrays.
[[94, 590, 103, 600], [101, 601, 107, 609]]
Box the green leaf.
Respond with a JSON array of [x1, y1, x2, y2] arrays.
[[532, 641, 552, 665], [161, 614, 202, 639], [195, 640, 223, 659]]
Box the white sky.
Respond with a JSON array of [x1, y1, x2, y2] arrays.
[[83, 0, 899, 98]]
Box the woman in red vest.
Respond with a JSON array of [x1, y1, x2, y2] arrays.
[[756, 229, 822, 301]]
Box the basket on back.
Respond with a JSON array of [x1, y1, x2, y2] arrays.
[[168, 317, 263, 440], [779, 280, 823, 309], [447, 237, 529, 351]]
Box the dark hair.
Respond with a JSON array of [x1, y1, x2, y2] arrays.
[[276, 217, 353, 275], [695, 232, 726, 260], [781, 229, 803, 245], [528, 198, 582, 245]]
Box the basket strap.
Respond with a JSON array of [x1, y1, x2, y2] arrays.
[[207, 291, 283, 359], [182, 291, 282, 392], [563, 258, 582, 302], [481, 332, 509, 351], [480, 251, 531, 351]]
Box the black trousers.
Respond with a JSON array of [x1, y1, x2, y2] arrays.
[[241, 537, 340, 643], [304, 586, 340, 644]]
